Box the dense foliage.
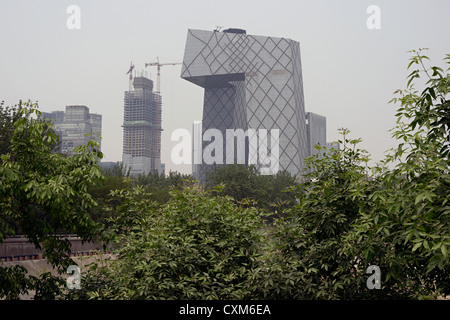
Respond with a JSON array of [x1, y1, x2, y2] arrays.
[[0, 101, 22, 156], [205, 164, 297, 214], [1, 50, 449, 300], [67, 186, 268, 300]]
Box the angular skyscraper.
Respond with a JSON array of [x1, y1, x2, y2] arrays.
[[122, 76, 162, 176], [181, 28, 309, 180]]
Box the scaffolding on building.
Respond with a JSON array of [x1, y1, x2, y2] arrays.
[[122, 76, 162, 174]]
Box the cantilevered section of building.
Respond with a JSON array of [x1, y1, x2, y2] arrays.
[[122, 76, 162, 176]]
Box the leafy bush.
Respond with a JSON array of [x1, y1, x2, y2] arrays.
[[80, 186, 268, 300], [254, 129, 380, 299], [342, 49, 450, 298], [205, 164, 297, 214]]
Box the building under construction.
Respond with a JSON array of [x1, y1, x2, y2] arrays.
[[122, 76, 162, 176]]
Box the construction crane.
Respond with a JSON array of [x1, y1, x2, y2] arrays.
[[126, 61, 135, 91], [145, 57, 181, 93]]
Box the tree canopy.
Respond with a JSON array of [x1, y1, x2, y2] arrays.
[[1, 50, 449, 300]]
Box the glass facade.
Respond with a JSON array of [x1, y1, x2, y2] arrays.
[[306, 112, 326, 158], [42, 106, 102, 155], [181, 29, 309, 180]]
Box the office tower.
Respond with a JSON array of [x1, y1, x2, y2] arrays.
[[42, 105, 102, 155], [122, 76, 162, 176], [89, 113, 102, 151], [181, 28, 309, 181], [42, 110, 65, 124], [306, 112, 326, 158]]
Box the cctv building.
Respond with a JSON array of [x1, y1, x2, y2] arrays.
[[181, 28, 310, 181]]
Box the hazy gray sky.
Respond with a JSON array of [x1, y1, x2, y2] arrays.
[[1, 0, 449, 174]]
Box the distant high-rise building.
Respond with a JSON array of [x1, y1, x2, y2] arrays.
[[306, 112, 326, 158], [42, 105, 102, 155], [181, 28, 310, 181], [42, 110, 65, 124], [89, 113, 102, 151], [122, 76, 162, 176]]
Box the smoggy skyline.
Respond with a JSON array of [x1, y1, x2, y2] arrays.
[[1, 0, 449, 174]]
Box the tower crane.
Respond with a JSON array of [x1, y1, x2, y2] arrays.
[[126, 61, 135, 91], [145, 57, 181, 93]]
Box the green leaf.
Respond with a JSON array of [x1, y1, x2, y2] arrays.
[[431, 242, 441, 251], [412, 242, 422, 252]]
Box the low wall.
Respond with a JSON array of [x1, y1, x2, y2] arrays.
[[0, 235, 105, 262]]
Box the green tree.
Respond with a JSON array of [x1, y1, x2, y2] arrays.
[[205, 164, 296, 213], [342, 49, 450, 298], [0, 101, 22, 156], [76, 185, 267, 300], [252, 129, 379, 299], [130, 170, 192, 205], [88, 168, 130, 226], [0, 101, 106, 299], [206, 164, 262, 201]]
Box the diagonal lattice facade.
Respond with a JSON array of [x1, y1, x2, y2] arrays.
[[181, 29, 309, 181]]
